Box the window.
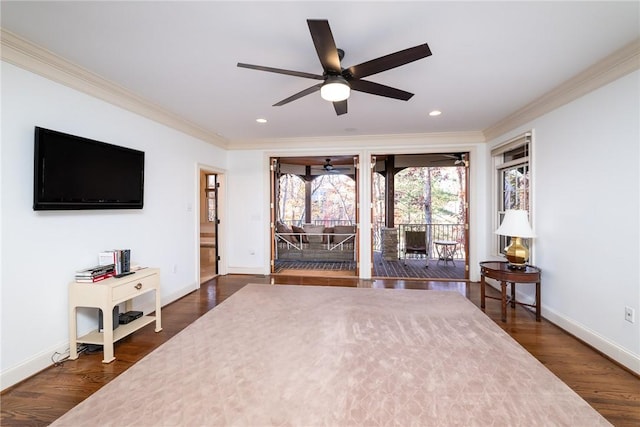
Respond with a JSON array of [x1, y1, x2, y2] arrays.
[[492, 133, 532, 256]]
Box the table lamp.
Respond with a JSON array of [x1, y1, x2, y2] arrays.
[[495, 209, 535, 269]]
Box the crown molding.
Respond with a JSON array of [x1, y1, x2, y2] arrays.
[[229, 131, 486, 151], [0, 28, 229, 149], [484, 38, 640, 141], [4, 27, 636, 149]]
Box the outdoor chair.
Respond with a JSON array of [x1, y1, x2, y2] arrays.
[[403, 230, 429, 267]]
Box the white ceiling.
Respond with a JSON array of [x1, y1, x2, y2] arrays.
[[1, 1, 638, 145]]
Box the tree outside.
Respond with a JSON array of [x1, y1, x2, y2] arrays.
[[373, 165, 466, 253], [278, 174, 356, 225], [394, 166, 465, 225], [278, 165, 465, 250], [373, 166, 465, 227]]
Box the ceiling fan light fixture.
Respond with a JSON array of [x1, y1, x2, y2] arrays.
[[321, 76, 351, 102]]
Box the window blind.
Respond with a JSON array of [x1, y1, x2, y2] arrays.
[[491, 132, 531, 157]]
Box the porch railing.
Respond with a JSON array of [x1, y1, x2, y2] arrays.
[[281, 219, 354, 227], [280, 220, 465, 260], [375, 222, 465, 260]]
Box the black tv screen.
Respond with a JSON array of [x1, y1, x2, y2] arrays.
[[33, 127, 144, 210]]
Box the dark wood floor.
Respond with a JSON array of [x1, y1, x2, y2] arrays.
[[2, 274, 639, 426]]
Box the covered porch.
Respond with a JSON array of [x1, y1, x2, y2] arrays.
[[273, 153, 468, 280]]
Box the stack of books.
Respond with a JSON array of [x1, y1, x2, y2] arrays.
[[75, 264, 115, 283], [99, 249, 131, 275]]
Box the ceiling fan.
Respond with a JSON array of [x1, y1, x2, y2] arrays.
[[429, 153, 469, 167], [237, 19, 432, 115], [310, 158, 352, 174], [323, 158, 341, 172], [454, 154, 469, 167]]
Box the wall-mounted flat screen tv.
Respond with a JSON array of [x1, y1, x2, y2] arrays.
[[33, 127, 145, 210]]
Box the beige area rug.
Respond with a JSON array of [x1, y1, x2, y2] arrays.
[[51, 285, 610, 426]]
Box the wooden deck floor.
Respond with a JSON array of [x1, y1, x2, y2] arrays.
[[275, 251, 467, 280], [372, 251, 466, 279]]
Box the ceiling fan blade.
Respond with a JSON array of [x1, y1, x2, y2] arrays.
[[349, 79, 414, 101], [307, 19, 341, 73], [273, 83, 323, 106], [333, 100, 347, 115], [237, 63, 324, 80], [347, 43, 432, 79]]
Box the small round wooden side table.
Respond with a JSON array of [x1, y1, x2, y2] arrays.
[[479, 261, 542, 322]]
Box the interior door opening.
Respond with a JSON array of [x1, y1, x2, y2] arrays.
[[371, 153, 469, 280], [200, 171, 218, 283], [270, 155, 359, 277]]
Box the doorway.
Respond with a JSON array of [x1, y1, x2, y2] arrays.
[[199, 170, 219, 283], [371, 153, 469, 280], [270, 155, 359, 277]]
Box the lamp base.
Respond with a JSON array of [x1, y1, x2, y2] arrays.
[[504, 237, 529, 269], [507, 262, 528, 270]]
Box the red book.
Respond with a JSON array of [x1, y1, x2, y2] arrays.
[[76, 273, 114, 283]]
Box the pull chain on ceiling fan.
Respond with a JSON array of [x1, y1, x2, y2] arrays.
[[237, 19, 432, 116]]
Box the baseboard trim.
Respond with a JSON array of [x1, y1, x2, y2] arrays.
[[158, 282, 199, 310], [543, 307, 640, 376], [1, 340, 70, 392], [227, 266, 268, 275], [484, 279, 640, 375], [0, 282, 198, 392]]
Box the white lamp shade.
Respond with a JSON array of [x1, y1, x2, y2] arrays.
[[320, 77, 350, 102], [495, 209, 535, 238]]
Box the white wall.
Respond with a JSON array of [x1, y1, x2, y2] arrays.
[[486, 70, 640, 373], [0, 62, 227, 389], [225, 150, 269, 274], [226, 141, 487, 280], [225, 71, 640, 373], [2, 58, 637, 390]]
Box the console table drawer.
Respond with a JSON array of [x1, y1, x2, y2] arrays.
[[112, 274, 158, 301]]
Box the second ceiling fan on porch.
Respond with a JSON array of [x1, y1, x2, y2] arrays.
[[323, 158, 343, 172], [310, 158, 352, 174], [237, 19, 432, 115]]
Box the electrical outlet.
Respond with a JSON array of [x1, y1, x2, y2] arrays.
[[624, 306, 635, 323]]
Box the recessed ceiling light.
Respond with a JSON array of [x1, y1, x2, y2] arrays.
[[256, 118, 267, 123], [429, 110, 442, 117]]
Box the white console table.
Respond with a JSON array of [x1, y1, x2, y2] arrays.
[[68, 268, 162, 363]]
